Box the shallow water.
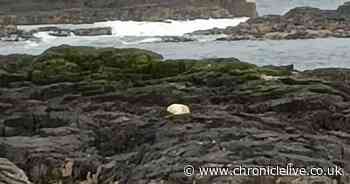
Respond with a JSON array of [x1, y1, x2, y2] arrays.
[[1, 0, 349, 71], [131, 38, 350, 70], [1, 37, 350, 71]]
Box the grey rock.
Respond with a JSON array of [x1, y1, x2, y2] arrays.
[[193, 2, 350, 41], [0, 158, 32, 184], [0, 0, 257, 24], [0, 46, 350, 184], [72, 27, 112, 36]]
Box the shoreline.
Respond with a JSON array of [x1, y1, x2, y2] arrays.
[[2, 38, 350, 71], [191, 3, 350, 41], [1, 17, 249, 42], [2, 1, 350, 184], [1, 45, 350, 183]]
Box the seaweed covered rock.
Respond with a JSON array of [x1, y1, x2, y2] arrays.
[[1, 45, 350, 184], [30, 45, 170, 84]]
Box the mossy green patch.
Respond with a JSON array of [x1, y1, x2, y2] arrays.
[[18, 45, 296, 99]]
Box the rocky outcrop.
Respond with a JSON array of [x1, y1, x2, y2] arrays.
[[72, 27, 112, 36], [0, 16, 38, 41], [191, 2, 350, 41], [0, 0, 256, 25], [44, 27, 113, 37], [0, 158, 32, 184], [0, 16, 19, 41], [0, 0, 257, 41], [1, 45, 350, 183], [160, 36, 195, 42], [0, 26, 112, 41], [337, 1, 350, 17]]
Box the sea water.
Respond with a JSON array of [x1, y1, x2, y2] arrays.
[[2, 36, 350, 71], [1, 0, 349, 71]]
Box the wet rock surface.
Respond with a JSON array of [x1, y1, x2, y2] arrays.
[[44, 27, 113, 37], [0, 158, 32, 184], [192, 2, 350, 41], [0, 26, 113, 41], [0, 16, 33, 42], [72, 27, 112, 36], [1, 45, 350, 183], [159, 36, 196, 43], [0, 16, 40, 42], [0, 0, 256, 25]]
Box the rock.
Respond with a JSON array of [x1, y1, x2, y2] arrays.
[[0, 16, 38, 41], [262, 64, 294, 72], [0, 158, 32, 184], [0, 0, 257, 41], [217, 34, 256, 41], [28, 27, 112, 39], [167, 104, 191, 115], [337, 2, 350, 17], [0, 15, 19, 41], [1, 45, 350, 183], [299, 68, 350, 82], [0, 0, 257, 24], [72, 27, 112, 36], [48, 29, 72, 37], [0, 16, 17, 36], [160, 36, 195, 42], [37, 27, 61, 32], [191, 27, 226, 35], [192, 2, 350, 41]]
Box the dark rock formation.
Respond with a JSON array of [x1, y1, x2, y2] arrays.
[[44, 27, 112, 37], [0, 16, 19, 41], [0, 0, 256, 25], [0, 16, 38, 41], [160, 36, 196, 42], [1, 45, 350, 183], [72, 27, 112, 36], [0, 158, 32, 184], [337, 1, 350, 17], [191, 2, 350, 41], [48, 29, 72, 37], [0, 26, 113, 41]]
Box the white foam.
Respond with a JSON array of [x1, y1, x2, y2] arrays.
[[20, 17, 249, 38], [32, 32, 56, 42], [95, 18, 249, 37], [120, 37, 163, 45]]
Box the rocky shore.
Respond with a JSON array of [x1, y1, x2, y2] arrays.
[[0, 0, 257, 41], [41, 27, 113, 37], [0, 16, 25, 41], [0, 0, 256, 25], [191, 2, 350, 41], [1, 45, 350, 184], [0, 19, 113, 41]]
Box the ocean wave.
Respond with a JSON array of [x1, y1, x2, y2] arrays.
[[119, 37, 163, 45], [94, 18, 249, 37], [21, 18, 249, 39]]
